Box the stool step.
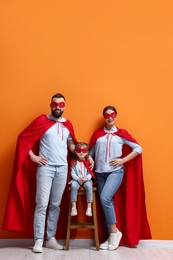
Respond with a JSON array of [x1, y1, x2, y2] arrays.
[[70, 223, 95, 229], [65, 187, 99, 250]]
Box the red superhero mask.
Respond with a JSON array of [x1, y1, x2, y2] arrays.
[[75, 148, 88, 153], [103, 112, 117, 119], [50, 101, 65, 108]]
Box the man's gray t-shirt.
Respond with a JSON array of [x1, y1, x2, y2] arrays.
[[39, 115, 72, 166]]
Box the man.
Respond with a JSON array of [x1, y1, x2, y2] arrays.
[[3, 93, 77, 253]]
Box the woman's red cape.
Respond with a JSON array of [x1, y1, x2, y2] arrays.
[[89, 127, 152, 246], [2, 114, 76, 239]]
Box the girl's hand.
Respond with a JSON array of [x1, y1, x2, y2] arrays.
[[78, 178, 83, 185], [82, 177, 88, 183]]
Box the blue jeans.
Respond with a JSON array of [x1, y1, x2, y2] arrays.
[[34, 164, 68, 240], [70, 180, 93, 202], [95, 168, 124, 232]]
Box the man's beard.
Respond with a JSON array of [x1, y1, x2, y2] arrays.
[[52, 109, 63, 118]]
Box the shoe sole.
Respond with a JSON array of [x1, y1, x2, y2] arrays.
[[45, 245, 64, 250], [32, 249, 43, 253], [108, 245, 119, 250], [99, 246, 108, 250], [99, 243, 109, 250]]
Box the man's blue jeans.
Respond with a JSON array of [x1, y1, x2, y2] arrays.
[[34, 165, 67, 240], [95, 168, 124, 232]]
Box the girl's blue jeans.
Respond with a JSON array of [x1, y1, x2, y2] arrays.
[[70, 180, 93, 203]]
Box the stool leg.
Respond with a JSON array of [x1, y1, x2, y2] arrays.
[[65, 202, 71, 250], [92, 191, 100, 250]]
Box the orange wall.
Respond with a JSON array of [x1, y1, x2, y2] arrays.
[[0, 0, 173, 240]]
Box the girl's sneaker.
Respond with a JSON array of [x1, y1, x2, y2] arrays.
[[71, 207, 77, 216], [86, 207, 92, 216]]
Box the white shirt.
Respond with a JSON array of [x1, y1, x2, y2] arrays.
[[39, 114, 72, 166], [90, 126, 142, 173]]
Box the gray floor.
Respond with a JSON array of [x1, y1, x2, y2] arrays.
[[0, 239, 173, 260]]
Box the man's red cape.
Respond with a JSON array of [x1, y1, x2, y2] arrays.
[[2, 114, 76, 239], [89, 127, 152, 246]]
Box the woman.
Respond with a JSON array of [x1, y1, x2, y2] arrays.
[[89, 105, 151, 250]]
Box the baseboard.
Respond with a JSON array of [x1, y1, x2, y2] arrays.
[[0, 239, 173, 248], [0, 238, 93, 247], [139, 239, 173, 248]]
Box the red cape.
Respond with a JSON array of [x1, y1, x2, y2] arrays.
[[89, 127, 152, 246], [2, 114, 76, 238], [69, 159, 96, 182]]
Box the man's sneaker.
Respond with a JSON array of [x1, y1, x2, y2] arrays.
[[86, 207, 92, 216], [99, 238, 109, 250], [108, 229, 122, 250], [32, 239, 43, 253], [45, 237, 64, 250], [71, 207, 77, 216]]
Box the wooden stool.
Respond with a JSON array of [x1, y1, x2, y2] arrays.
[[65, 187, 99, 250]]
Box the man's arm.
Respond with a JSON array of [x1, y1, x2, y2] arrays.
[[67, 139, 75, 153], [29, 150, 48, 165]]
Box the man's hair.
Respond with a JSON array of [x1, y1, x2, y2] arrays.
[[103, 105, 117, 115], [51, 93, 66, 101]]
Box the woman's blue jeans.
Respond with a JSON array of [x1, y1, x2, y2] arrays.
[[95, 168, 124, 232], [34, 164, 68, 241], [70, 180, 93, 202]]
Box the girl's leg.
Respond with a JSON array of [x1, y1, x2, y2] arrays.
[[70, 181, 80, 216], [83, 181, 93, 216], [83, 180, 93, 204], [70, 181, 80, 202]]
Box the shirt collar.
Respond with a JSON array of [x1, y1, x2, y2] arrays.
[[104, 125, 118, 133], [47, 114, 66, 122]]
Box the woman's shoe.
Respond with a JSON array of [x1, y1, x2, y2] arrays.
[[108, 229, 122, 250], [99, 238, 109, 250]]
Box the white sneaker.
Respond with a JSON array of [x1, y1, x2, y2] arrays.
[[45, 237, 63, 250], [86, 207, 92, 216], [99, 239, 109, 250], [32, 239, 43, 253], [71, 207, 77, 216], [108, 229, 122, 250]]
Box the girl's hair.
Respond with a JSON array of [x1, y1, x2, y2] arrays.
[[75, 142, 89, 150], [102, 105, 117, 115]]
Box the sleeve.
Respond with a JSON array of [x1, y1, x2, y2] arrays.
[[89, 145, 95, 157], [67, 133, 72, 140], [123, 138, 142, 154], [85, 171, 92, 181], [71, 166, 79, 181]]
